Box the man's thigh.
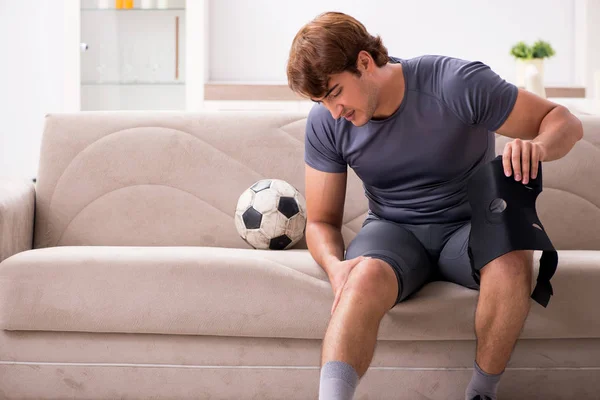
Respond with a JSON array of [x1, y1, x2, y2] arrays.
[[438, 221, 480, 290], [345, 219, 435, 306]]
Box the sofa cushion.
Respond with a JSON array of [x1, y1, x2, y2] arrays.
[[1, 246, 598, 340]]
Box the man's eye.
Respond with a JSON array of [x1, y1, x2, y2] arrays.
[[332, 90, 342, 98]]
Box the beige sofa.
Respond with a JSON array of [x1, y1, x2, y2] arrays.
[[1, 111, 599, 399]]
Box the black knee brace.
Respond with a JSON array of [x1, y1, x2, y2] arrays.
[[467, 155, 558, 308]]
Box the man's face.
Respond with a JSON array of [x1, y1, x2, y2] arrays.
[[312, 70, 379, 127]]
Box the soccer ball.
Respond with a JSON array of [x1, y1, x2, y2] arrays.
[[235, 179, 307, 250]]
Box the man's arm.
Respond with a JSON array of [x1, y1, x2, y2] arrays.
[[439, 59, 582, 183], [304, 164, 347, 275], [496, 89, 583, 160], [495, 89, 583, 184]]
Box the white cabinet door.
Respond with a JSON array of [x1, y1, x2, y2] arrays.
[[76, 0, 206, 111]]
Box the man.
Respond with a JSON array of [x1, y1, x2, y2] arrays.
[[286, 11, 583, 400]]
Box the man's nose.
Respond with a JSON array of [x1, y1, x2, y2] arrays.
[[330, 104, 344, 120]]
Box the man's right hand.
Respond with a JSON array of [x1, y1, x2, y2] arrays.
[[328, 256, 370, 316]]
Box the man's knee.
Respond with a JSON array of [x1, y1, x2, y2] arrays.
[[343, 258, 398, 309], [481, 250, 533, 285]]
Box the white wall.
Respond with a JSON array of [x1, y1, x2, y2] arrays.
[[582, 1, 600, 99], [0, 1, 76, 180], [209, 0, 576, 85]]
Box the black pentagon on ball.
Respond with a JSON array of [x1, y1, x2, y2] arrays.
[[269, 234, 292, 250], [242, 207, 262, 229], [278, 196, 299, 218], [250, 180, 272, 193]]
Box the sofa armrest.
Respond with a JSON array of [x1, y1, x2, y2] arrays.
[[0, 177, 35, 263]]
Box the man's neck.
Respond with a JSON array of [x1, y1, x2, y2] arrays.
[[372, 62, 405, 120]]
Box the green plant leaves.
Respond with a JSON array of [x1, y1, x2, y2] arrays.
[[510, 40, 555, 59], [510, 41, 533, 59], [531, 40, 556, 58]]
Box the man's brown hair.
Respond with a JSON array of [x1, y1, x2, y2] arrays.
[[286, 12, 389, 100]]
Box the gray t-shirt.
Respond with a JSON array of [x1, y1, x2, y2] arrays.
[[304, 55, 518, 224]]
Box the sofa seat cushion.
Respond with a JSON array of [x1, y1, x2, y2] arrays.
[[1, 247, 599, 340]]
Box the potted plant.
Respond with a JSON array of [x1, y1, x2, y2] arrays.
[[510, 40, 555, 87]]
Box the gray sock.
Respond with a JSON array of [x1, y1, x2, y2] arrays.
[[465, 361, 503, 400], [318, 361, 359, 400]]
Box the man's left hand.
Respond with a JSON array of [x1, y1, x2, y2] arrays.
[[502, 138, 547, 185]]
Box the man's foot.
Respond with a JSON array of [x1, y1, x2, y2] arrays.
[[465, 360, 502, 400]]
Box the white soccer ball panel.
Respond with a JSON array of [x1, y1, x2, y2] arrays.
[[252, 189, 279, 214], [294, 192, 307, 215], [284, 238, 300, 250], [245, 229, 270, 249], [260, 210, 287, 239], [286, 213, 307, 241], [234, 213, 247, 239], [236, 188, 255, 212], [270, 179, 298, 197]]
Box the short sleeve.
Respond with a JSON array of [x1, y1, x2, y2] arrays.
[[442, 59, 518, 132], [304, 105, 347, 173]]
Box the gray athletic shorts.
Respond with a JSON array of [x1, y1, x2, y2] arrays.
[[345, 213, 480, 307]]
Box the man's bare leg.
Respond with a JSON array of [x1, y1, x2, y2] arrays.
[[465, 250, 533, 400], [319, 258, 398, 400]]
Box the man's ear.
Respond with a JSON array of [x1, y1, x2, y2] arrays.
[[356, 50, 372, 72]]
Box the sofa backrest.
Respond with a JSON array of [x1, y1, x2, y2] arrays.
[[34, 112, 600, 251]]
